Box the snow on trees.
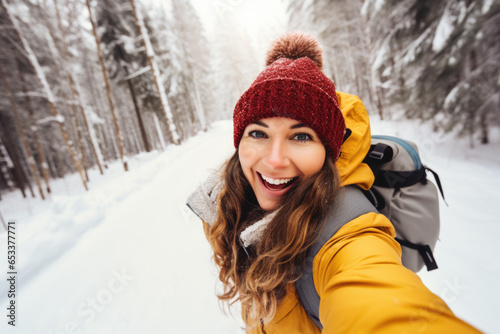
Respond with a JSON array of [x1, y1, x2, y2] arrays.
[[97, 0, 152, 152], [87, 0, 129, 171], [0, 0, 498, 197], [359, 0, 499, 143], [0, 61, 46, 199], [2, 0, 89, 191], [0, 0, 219, 196], [129, 0, 180, 145]]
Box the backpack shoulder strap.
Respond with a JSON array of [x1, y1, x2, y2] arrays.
[[295, 186, 377, 329]]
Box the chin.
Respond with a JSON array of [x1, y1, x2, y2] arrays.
[[257, 199, 280, 212]]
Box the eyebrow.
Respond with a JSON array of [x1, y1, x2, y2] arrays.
[[290, 123, 307, 129], [252, 120, 268, 127], [251, 121, 308, 129]]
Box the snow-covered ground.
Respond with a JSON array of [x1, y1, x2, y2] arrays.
[[0, 118, 499, 334]]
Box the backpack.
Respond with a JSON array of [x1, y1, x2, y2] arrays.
[[295, 134, 445, 330]]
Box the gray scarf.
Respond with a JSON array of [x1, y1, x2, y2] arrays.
[[186, 171, 275, 247]]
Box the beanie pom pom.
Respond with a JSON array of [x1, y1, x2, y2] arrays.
[[265, 32, 324, 70]]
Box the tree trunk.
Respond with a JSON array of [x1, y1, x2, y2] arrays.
[[22, 158, 35, 198], [0, 138, 15, 191], [70, 101, 89, 182], [0, 62, 45, 200], [122, 64, 151, 152], [45, 144, 59, 178], [176, 30, 207, 132], [80, 103, 105, 175], [475, 93, 500, 145], [0, 211, 7, 231], [129, 0, 180, 145], [86, 0, 128, 171], [16, 59, 51, 193], [375, 86, 384, 120], [80, 34, 109, 169], [46, 1, 89, 182], [153, 112, 166, 150], [0, 119, 27, 198], [53, 0, 104, 175], [361, 14, 385, 119], [480, 112, 489, 144], [2, 0, 88, 191], [98, 123, 110, 169]]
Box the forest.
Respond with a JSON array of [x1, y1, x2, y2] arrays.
[[0, 0, 499, 200]]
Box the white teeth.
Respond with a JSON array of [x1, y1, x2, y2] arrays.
[[261, 175, 294, 185]]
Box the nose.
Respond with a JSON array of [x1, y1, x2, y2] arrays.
[[263, 138, 290, 169]]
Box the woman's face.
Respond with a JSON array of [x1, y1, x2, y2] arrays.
[[238, 117, 326, 211]]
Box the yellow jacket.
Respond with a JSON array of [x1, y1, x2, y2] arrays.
[[246, 92, 481, 333]]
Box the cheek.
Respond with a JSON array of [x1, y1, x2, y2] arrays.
[[296, 146, 326, 176], [238, 142, 257, 178]]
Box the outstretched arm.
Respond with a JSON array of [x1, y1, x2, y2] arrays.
[[315, 212, 481, 333]]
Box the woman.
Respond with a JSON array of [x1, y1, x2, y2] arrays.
[[187, 32, 481, 333]]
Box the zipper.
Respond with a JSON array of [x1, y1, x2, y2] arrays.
[[372, 135, 422, 170]]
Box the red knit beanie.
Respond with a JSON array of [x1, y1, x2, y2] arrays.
[[233, 32, 346, 160]]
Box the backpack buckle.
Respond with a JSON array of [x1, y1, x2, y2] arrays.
[[369, 150, 385, 160], [368, 143, 390, 161]]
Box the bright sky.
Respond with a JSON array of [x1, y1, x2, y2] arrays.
[[190, 0, 289, 56], [145, 0, 288, 63]]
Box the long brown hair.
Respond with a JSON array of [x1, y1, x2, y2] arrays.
[[206, 151, 341, 327]]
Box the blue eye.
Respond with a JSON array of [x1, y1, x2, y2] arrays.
[[249, 130, 267, 139], [293, 133, 312, 142]]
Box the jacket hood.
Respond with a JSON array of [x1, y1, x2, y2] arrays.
[[335, 92, 374, 190]]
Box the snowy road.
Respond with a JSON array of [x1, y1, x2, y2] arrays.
[[1, 122, 242, 334], [1, 119, 499, 333]]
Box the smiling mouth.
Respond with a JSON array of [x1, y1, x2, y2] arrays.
[[258, 173, 298, 191]]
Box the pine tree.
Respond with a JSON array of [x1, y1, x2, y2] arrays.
[[171, 0, 212, 131], [286, 0, 377, 114], [0, 61, 45, 199], [86, 0, 129, 171], [2, 0, 88, 190], [97, 0, 152, 152], [53, 0, 104, 175], [145, 4, 198, 139], [363, 0, 500, 144], [130, 0, 180, 145], [16, 59, 51, 193]]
